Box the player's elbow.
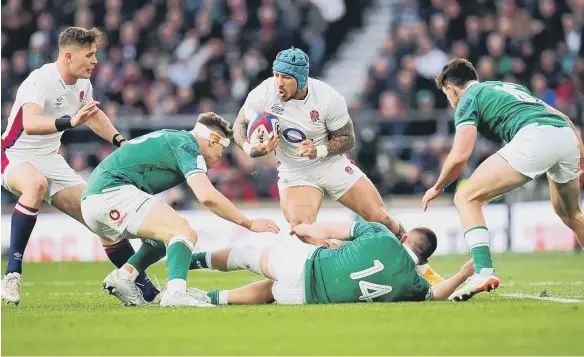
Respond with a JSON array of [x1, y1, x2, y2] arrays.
[[197, 193, 217, 207]]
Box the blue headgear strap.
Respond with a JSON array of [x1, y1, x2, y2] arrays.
[[272, 47, 310, 94]]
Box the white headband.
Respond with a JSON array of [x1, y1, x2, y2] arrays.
[[194, 122, 230, 148]]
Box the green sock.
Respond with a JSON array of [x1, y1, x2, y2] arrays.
[[166, 237, 193, 281], [127, 239, 167, 272], [207, 289, 219, 305], [190, 252, 208, 270], [465, 226, 494, 273]]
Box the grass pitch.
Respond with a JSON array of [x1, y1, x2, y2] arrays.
[[2, 252, 583, 356]]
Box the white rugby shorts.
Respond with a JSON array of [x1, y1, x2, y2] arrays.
[[277, 154, 364, 200], [81, 185, 157, 242], [267, 239, 318, 305], [497, 124, 579, 183], [1, 151, 85, 204]]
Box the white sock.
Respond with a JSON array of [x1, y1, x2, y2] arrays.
[[218, 290, 229, 305], [205, 252, 214, 270], [465, 227, 490, 250], [167, 279, 187, 294]]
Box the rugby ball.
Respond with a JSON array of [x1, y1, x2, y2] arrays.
[[247, 111, 280, 145]]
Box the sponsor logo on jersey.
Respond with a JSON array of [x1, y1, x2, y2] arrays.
[[55, 96, 64, 107], [270, 105, 284, 114], [13, 252, 23, 261], [310, 110, 320, 123], [109, 209, 121, 221], [79, 91, 85, 103]]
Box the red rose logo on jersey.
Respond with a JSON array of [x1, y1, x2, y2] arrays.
[[310, 110, 320, 123], [109, 209, 120, 221], [345, 166, 354, 175], [79, 91, 85, 103]]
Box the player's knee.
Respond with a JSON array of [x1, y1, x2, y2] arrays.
[[22, 175, 48, 200], [177, 218, 198, 245], [453, 189, 472, 209], [557, 211, 584, 229]]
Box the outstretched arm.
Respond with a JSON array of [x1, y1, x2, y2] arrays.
[[86, 109, 127, 147], [290, 222, 354, 241], [422, 125, 477, 211], [431, 259, 475, 300]]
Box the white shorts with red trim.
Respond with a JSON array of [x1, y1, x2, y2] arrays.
[[277, 154, 364, 200], [1, 150, 85, 204]]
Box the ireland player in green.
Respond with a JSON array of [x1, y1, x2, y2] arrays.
[[187, 221, 474, 305], [80, 112, 280, 307], [422, 59, 584, 302]]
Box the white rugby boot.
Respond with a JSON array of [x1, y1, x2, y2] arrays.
[[102, 269, 148, 306], [1, 272, 22, 306]]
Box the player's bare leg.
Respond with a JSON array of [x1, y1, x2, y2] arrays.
[[280, 186, 328, 246], [450, 154, 530, 301], [337, 176, 444, 284], [122, 199, 213, 307], [338, 176, 402, 235], [1, 162, 46, 305], [548, 176, 584, 247], [191, 246, 276, 305], [208, 280, 275, 305], [50, 184, 161, 302]]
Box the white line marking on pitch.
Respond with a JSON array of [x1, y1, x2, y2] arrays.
[[500, 281, 582, 287], [502, 293, 583, 303]]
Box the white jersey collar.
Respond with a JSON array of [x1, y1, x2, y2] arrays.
[[403, 245, 419, 265]]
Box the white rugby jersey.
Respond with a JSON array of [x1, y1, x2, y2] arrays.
[[1, 63, 93, 156], [243, 77, 350, 170]]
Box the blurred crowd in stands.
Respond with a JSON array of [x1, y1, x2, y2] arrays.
[[2, 0, 582, 207], [355, 0, 583, 197]]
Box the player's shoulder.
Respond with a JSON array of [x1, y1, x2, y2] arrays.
[[309, 77, 343, 99], [23, 63, 56, 85], [248, 77, 275, 100], [308, 78, 346, 112]]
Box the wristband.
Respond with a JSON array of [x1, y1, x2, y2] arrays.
[[112, 134, 126, 147], [315, 145, 328, 158], [242, 218, 253, 230], [243, 141, 253, 155], [55, 117, 73, 132]]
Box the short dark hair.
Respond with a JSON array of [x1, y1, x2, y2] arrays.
[[197, 112, 233, 139], [409, 227, 438, 261], [58, 27, 103, 48], [435, 58, 478, 90]]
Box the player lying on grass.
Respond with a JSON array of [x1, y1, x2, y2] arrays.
[[1, 27, 159, 305], [422, 58, 584, 302], [80, 112, 280, 307], [233, 47, 443, 285], [187, 221, 474, 305]]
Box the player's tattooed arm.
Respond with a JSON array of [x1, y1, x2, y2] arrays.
[[326, 119, 356, 156], [232, 108, 249, 150]]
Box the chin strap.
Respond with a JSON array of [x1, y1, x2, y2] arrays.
[[194, 123, 230, 148]]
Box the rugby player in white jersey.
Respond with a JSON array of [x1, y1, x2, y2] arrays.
[[0, 27, 160, 305], [232, 48, 443, 284]]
